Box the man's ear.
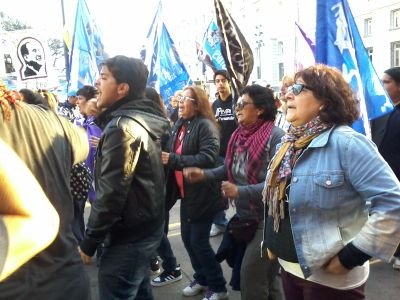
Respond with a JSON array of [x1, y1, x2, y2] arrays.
[[117, 83, 130, 97]]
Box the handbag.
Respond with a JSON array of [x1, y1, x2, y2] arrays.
[[227, 214, 259, 243], [70, 162, 93, 202]]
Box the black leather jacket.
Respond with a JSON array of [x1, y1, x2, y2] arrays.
[[80, 97, 170, 255], [165, 117, 225, 221]]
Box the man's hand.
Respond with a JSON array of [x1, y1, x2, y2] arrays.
[[221, 181, 239, 199], [78, 247, 93, 265], [161, 151, 170, 165]]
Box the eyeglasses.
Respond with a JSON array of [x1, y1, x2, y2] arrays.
[[236, 98, 254, 110], [287, 83, 312, 96], [176, 95, 196, 103]]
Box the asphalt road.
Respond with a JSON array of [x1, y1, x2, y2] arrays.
[[84, 203, 400, 300]]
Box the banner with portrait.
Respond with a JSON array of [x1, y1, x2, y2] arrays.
[[0, 29, 55, 90]]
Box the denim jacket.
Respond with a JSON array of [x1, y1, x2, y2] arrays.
[[282, 125, 400, 278]]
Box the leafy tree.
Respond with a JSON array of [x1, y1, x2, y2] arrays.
[[0, 12, 64, 71], [0, 12, 31, 31], [47, 38, 64, 67]]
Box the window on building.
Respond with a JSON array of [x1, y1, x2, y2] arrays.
[[278, 63, 284, 81], [391, 41, 400, 67], [277, 41, 284, 56], [364, 18, 372, 36], [366, 47, 373, 62], [391, 9, 400, 29]]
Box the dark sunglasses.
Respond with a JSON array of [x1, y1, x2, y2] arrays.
[[287, 83, 313, 96], [236, 98, 254, 110]]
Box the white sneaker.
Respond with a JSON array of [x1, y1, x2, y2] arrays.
[[182, 280, 208, 296], [210, 224, 225, 237], [202, 290, 229, 300], [393, 257, 400, 271]]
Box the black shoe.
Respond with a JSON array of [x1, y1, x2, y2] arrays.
[[151, 265, 182, 287], [150, 258, 161, 274]]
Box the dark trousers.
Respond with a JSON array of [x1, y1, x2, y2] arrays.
[[180, 207, 227, 293], [98, 225, 163, 300], [0, 260, 90, 300], [155, 210, 178, 272], [212, 156, 228, 228], [72, 197, 86, 243], [158, 232, 177, 272], [280, 268, 365, 300]]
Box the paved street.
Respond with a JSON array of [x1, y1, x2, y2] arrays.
[[84, 203, 400, 300]]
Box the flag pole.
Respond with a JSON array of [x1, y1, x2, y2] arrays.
[[60, 0, 70, 81]]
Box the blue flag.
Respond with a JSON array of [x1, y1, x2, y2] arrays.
[[198, 19, 226, 72], [145, 4, 191, 104], [69, 0, 106, 92], [316, 0, 393, 136]]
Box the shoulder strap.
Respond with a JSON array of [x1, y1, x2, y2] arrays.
[[118, 115, 158, 141]]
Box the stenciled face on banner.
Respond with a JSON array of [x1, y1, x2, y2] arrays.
[[17, 37, 48, 80]]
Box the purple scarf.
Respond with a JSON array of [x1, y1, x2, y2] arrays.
[[226, 120, 274, 184]]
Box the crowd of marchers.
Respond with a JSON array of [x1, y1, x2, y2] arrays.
[[0, 60, 399, 300]]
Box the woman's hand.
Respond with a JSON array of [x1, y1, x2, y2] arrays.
[[183, 167, 205, 183], [324, 255, 350, 275], [78, 247, 93, 265], [161, 151, 170, 165], [221, 181, 239, 199], [89, 136, 100, 148]]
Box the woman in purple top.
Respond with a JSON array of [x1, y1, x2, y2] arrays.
[[71, 86, 102, 243]]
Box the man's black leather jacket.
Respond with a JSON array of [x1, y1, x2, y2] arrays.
[[80, 97, 170, 255]]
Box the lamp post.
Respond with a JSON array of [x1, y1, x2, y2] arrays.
[[255, 25, 264, 80]]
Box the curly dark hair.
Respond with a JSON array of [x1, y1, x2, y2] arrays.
[[213, 69, 230, 83], [294, 64, 359, 125], [240, 84, 277, 121], [76, 85, 97, 101]]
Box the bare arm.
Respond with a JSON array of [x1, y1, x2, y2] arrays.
[[0, 140, 59, 282]]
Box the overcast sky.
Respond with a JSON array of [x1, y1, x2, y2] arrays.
[[1, 0, 162, 56]]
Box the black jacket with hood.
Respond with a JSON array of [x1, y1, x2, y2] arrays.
[[80, 96, 170, 255]]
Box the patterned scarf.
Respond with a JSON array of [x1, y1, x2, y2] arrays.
[[263, 116, 331, 232], [226, 120, 274, 184], [0, 80, 19, 121]]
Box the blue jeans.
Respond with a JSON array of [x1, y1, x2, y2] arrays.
[[180, 207, 227, 293], [213, 210, 228, 229], [98, 225, 163, 300]]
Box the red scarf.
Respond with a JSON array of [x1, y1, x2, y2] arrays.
[[225, 120, 274, 184]]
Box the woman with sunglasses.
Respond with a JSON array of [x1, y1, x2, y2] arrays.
[[263, 64, 400, 300], [184, 84, 285, 300], [161, 86, 228, 300]]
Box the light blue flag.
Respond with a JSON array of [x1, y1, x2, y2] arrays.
[[157, 24, 192, 103], [200, 19, 226, 72], [68, 0, 105, 92], [145, 5, 191, 104], [316, 0, 393, 136]]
